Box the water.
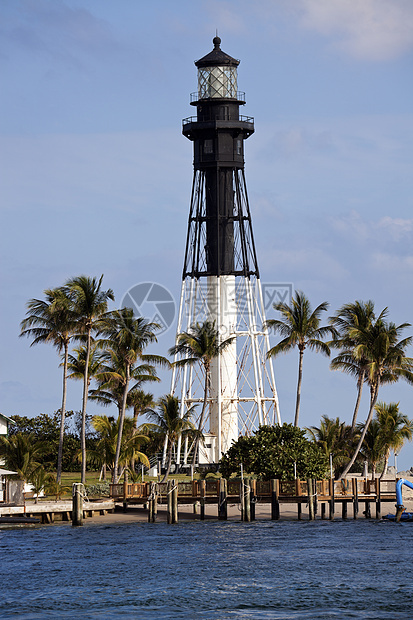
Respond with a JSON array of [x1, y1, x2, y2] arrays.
[[1, 519, 412, 619]]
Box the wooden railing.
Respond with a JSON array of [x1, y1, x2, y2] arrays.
[[109, 478, 397, 502]]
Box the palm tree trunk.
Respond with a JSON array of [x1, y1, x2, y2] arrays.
[[380, 450, 390, 480], [131, 407, 139, 473], [192, 365, 209, 465], [80, 329, 91, 485], [161, 445, 173, 483], [351, 369, 365, 432], [57, 341, 68, 483], [294, 348, 304, 427], [112, 364, 130, 484], [341, 381, 380, 478]]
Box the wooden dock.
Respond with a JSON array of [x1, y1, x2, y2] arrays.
[[0, 499, 115, 524], [110, 478, 398, 522]]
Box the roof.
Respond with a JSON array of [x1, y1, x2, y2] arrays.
[[0, 468, 17, 476], [0, 413, 15, 425], [195, 36, 240, 68]]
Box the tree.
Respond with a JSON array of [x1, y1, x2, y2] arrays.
[[63, 275, 114, 484], [29, 467, 54, 504], [169, 320, 235, 463], [341, 317, 413, 477], [90, 415, 149, 480], [374, 402, 413, 479], [128, 390, 156, 473], [96, 308, 166, 483], [265, 291, 334, 427], [145, 395, 198, 482], [20, 287, 75, 482], [128, 390, 155, 430], [307, 415, 358, 479], [0, 433, 47, 482], [9, 412, 81, 472], [329, 300, 377, 431], [358, 419, 386, 479], [219, 424, 329, 481], [67, 341, 107, 387]]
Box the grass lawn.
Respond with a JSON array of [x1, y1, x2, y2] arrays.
[[60, 471, 103, 487]]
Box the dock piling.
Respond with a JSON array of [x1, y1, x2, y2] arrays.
[[271, 479, 280, 520], [218, 478, 227, 520], [72, 483, 83, 526], [308, 478, 315, 521]]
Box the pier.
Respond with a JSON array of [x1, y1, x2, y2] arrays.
[[110, 477, 398, 522], [0, 499, 115, 524]]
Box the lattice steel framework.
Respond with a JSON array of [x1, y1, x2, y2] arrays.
[[170, 37, 281, 464]]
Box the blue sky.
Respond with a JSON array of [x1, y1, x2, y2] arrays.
[[1, 0, 413, 469]]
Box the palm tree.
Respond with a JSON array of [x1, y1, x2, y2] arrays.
[[29, 467, 54, 504], [374, 402, 413, 479], [265, 291, 334, 427], [0, 434, 47, 482], [329, 301, 378, 431], [129, 390, 155, 430], [96, 308, 166, 484], [90, 415, 149, 480], [145, 395, 198, 481], [169, 320, 235, 463], [128, 390, 156, 473], [67, 341, 107, 387], [307, 415, 357, 479], [63, 275, 114, 484], [341, 318, 413, 477], [20, 287, 75, 483], [358, 419, 386, 479]]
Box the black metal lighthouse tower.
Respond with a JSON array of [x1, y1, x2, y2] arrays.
[[171, 38, 280, 464]]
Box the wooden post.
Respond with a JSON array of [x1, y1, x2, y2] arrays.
[[313, 479, 318, 516], [148, 482, 153, 523], [167, 480, 173, 524], [200, 480, 206, 521], [352, 478, 359, 519], [148, 482, 157, 523], [239, 479, 244, 521], [342, 500, 348, 520], [329, 477, 335, 521], [72, 483, 83, 527], [297, 479, 302, 520], [364, 499, 371, 518], [243, 479, 251, 522], [321, 503, 326, 519], [250, 479, 256, 521], [172, 479, 178, 523], [375, 478, 381, 519], [153, 483, 158, 521], [308, 478, 315, 521], [218, 478, 227, 520], [271, 479, 280, 520]]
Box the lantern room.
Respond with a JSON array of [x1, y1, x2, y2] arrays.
[[195, 36, 239, 100]]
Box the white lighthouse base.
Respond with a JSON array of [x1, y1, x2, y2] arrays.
[[171, 275, 281, 465]]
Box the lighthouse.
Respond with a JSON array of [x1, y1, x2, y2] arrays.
[[171, 37, 281, 464]]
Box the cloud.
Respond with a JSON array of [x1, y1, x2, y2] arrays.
[[297, 0, 413, 60], [332, 211, 413, 243], [371, 252, 413, 273], [377, 216, 413, 241]]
